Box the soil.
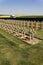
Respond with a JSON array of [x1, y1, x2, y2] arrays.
[[13, 33, 41, 45]]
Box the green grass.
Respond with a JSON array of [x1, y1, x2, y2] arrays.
[[16, 15, 43, 18], [0, 29, 43, 65], [35, 30, 43, 40]]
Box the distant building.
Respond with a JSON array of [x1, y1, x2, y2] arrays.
[[10, 15, 15, 18]]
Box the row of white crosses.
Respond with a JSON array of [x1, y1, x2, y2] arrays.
[[0, 19, 43, 40], [0, 19, 43, 29], [0, 20, 15, 34]]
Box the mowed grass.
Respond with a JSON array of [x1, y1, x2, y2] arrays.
[[0, 29, 43, 65], [35, 30, 43, 40]]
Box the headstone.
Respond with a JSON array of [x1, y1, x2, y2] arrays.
[[41, 21, 43, 30], [29, 28, 35, 40]]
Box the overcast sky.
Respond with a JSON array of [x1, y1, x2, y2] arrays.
[[0, 0, 43, 15]]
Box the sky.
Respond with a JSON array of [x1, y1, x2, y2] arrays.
[[0, 0, 43, 15]]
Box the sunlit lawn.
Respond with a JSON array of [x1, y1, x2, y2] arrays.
[[0, 29, 43, 65]]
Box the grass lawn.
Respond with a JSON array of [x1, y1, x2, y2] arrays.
[[0, 28, 43, 65], [35, 30, 43, 40]]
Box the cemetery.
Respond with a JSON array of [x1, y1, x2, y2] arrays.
[[0, 17, 43, 65], [0, 18, 43, 44], [0, 0, 43, 64]]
